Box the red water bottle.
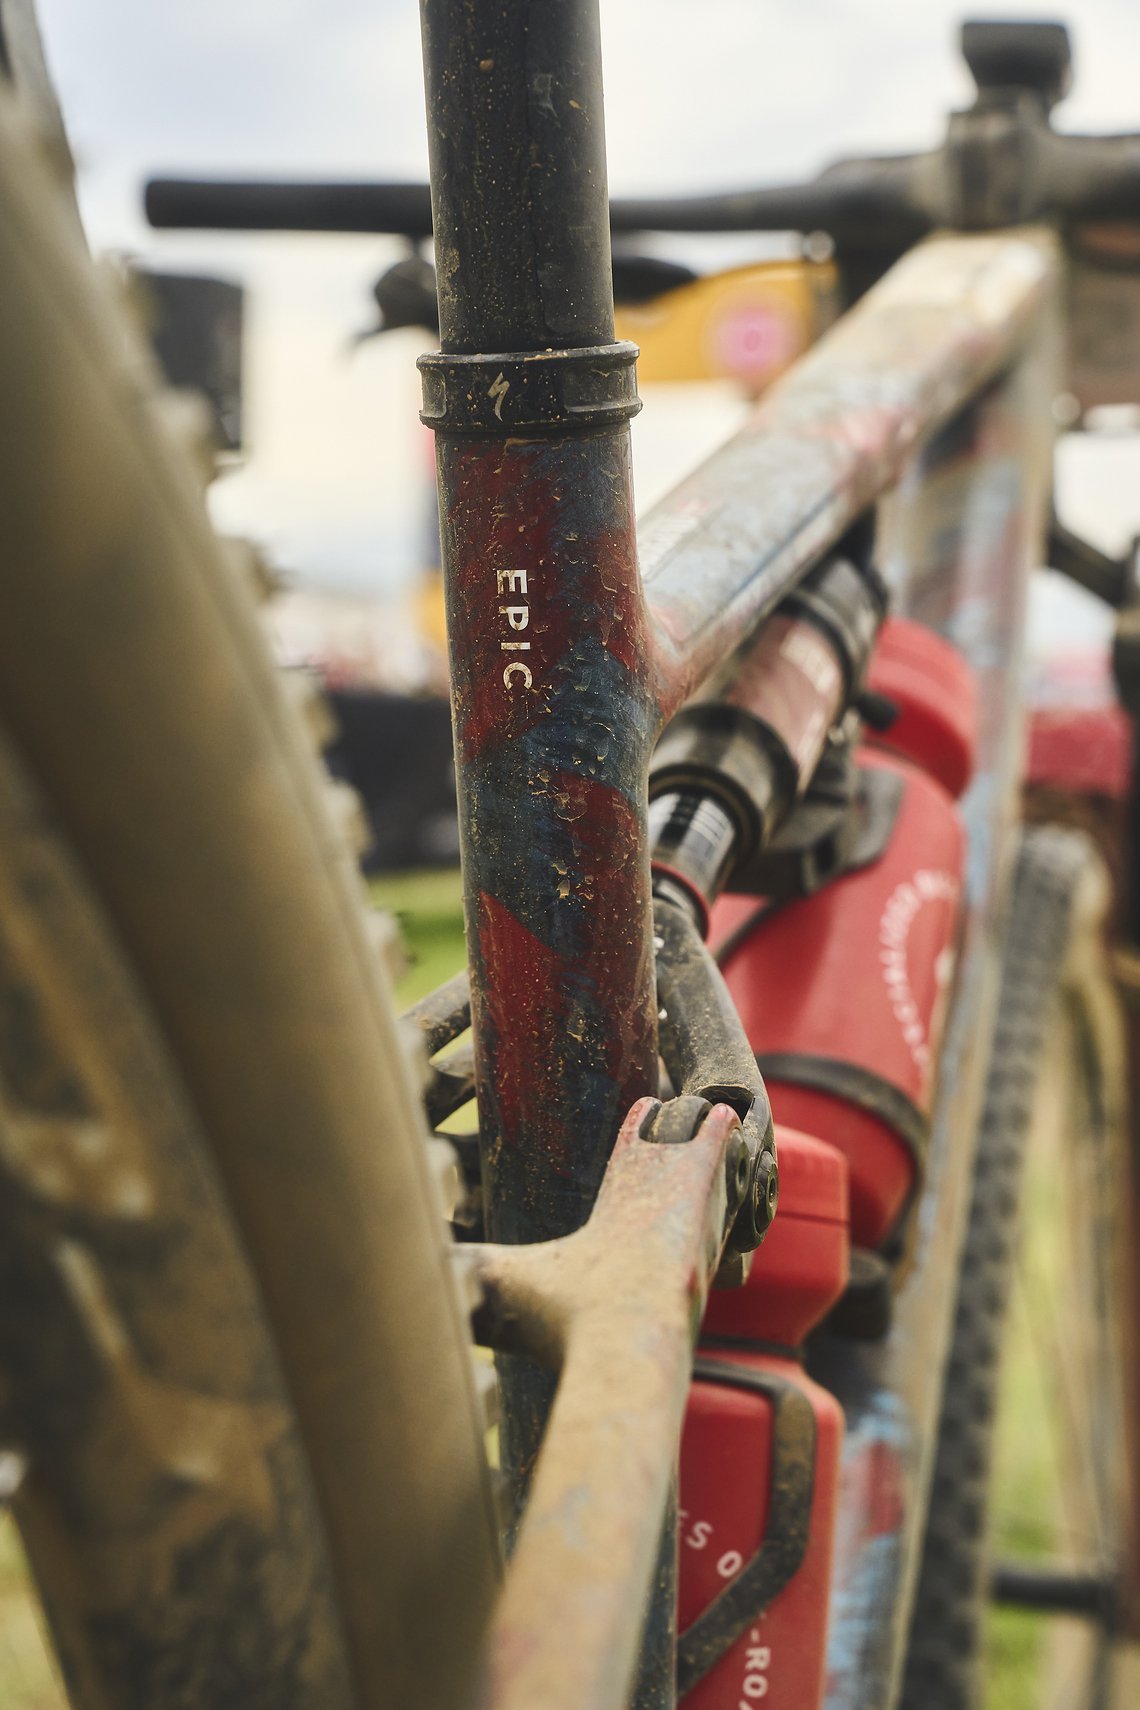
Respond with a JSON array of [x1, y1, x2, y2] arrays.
[[708, 620, 976, 1249], [711, 747, 965, 1248], [678, 1127, 848, 1710], [863, 614, 977, 800]]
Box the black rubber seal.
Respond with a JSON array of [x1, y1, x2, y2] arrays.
[[418, 340, 641, 436], [754, 1050, 930, 1170]]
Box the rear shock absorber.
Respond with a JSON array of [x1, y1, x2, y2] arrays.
[[648, 525, 889, 927]]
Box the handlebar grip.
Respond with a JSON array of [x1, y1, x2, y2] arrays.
[[611, 158, 928, 247], [1047, 133, 1140, 223], [144, 168, 927, 252], [144, 126, 1140, 246], [144, 179, 435, 238]]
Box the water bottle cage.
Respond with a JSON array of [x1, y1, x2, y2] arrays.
[[677, 1357, 818, 1695]]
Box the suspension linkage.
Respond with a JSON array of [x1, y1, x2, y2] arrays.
[[403, 916, 779, 1270], [460, 1094, 751, 1710]]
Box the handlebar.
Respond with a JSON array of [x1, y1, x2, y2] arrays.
[[144, 18, 1140, 262], [144, 178, 436, 239], [144, 128, 1140, 253], [144, 160, 930, 250]]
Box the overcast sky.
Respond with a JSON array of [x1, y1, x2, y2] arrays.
[[30, 0, 1140, 599]]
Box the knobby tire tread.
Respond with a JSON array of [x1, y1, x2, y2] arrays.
[[899, 827, 1114, 1708]]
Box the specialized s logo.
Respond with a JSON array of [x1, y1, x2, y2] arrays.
[[878, 869, 958, 1071], [487, 371, 510, 420]]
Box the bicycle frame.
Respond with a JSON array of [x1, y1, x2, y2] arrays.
[[418, 3, 1060, 1705], [813, 322, 1057, 1707]]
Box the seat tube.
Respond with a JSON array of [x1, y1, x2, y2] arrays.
[[418, 0, 661, 1555]]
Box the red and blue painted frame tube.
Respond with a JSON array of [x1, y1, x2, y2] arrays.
[[420, 0, 658, 1256], [639, 233, 1058, 719], [435, 428, 658, 1251], [419, 0, 662, 1565]]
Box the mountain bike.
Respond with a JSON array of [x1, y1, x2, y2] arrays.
[[2, 6, 1140, 1709]]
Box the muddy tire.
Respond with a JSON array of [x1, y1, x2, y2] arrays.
[[899, 828, 1126, 1708], [0, 86, 497, 1710]]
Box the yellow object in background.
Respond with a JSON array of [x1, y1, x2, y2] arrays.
[[616, 258, 840, 392], [416, 570, 449, 659]]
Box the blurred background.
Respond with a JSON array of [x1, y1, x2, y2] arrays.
[[26, 1, 1140, 724]]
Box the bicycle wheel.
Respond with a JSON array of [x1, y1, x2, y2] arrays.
[[0, 75, 497, 1710], [0, 721, 360, 1710], [900, 826, 1132, 1708]]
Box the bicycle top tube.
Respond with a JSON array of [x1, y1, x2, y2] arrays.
[[638, 228, 1057, 719]]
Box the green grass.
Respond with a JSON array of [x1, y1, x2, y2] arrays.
[[981, 1025, 1099, 1706], [986, 1319, 1053, 1706], [0, 1521, 61, 1709], [370, 867, 467, 1004], [981, 1123, 1054, 1706]]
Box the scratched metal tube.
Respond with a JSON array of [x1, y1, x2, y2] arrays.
[[419, 4, 663, 1648], [640, 229, 1058, 719], [419, 0, 614, 356], [470, 1099, 739, 1710], [434, 430, 659, 1253]]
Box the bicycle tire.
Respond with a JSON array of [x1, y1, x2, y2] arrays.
[[0, 723, 359, 1710], [0, 82, 498, 1710], [899, 826, 1128, 1708]]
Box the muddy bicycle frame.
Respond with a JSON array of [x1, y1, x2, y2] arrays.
[[416, 4, 1060, 1707]]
